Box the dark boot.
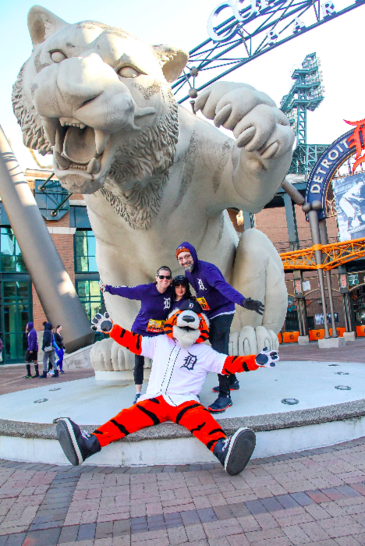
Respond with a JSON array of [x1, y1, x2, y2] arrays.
[[208, 395, 232, 413], [53, 369, 59, 378], [32, 365, 39, 378], [213, 428, 256, 476], [39, 371, 47, 378], [56, 418, 101, 466], [24, 364, 32, 379], [212, 377, 240, 393]]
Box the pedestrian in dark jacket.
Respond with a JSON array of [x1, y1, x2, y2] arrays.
[[100, 266, 174, 403], [54, 325, 65, 374], [176, 242, 264, 413], [40, 322, 57, 378], [24, 322, 39, 378]]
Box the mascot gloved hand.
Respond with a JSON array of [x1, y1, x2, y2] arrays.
[[91, 312, 113, 333], [255, 347, 279, 368]]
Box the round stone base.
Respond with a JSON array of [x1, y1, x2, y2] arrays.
[[94, 369, 151, 382], [1, 360, 365, 466]]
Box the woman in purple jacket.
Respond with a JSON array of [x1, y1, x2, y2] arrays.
[[24, 322, 39, 378], [100, 266, 173, 403]]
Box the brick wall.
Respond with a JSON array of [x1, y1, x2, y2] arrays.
[[32, 211, 75, 329], [255, 206, 289, 245]]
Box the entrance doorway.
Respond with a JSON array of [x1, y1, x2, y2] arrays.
[[351, 284, 365, 326], [0, 276, 32, 364]]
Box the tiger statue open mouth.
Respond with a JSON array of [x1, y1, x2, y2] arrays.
[[13, 7, 185, 194]]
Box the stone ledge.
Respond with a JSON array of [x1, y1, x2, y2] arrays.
[[1, 399, 365, 442]]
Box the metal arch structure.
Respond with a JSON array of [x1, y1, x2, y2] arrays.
[[172, 0, 365, 105], [279, 237, 365, 270]]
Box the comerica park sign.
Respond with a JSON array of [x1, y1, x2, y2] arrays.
[[305, 130, 353, 220], [207, 0, 336, 42]]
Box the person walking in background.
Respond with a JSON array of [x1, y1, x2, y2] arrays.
[[54, 325, 65, 374], [100, 266, 173, 404], [24, 322, 39, 378], [40, 322, 57, 379], [176, 242, 264, 413]]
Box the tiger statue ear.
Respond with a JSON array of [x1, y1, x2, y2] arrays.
[[152, 45, 189, 83], [28, 6, 68, 47]]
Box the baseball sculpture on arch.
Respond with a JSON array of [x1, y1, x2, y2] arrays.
[[13, 6, 293, 372]]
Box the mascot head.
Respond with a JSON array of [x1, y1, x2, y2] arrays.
[[164, 299, 210, 350]]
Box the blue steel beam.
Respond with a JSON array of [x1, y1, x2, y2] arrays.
[[173, 0, 364, 104]]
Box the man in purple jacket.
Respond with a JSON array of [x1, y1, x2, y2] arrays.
[[24, 322, 39, 378], [176, 242, 264, 413]]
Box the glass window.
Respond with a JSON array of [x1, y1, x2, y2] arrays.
[[76, 279, 107, 341], [0, 228, 27, 273], [34, 179, 70, 221], [0, 203, 10, 227], [74, 231, 98, 273], [2, 280, 31, 363], [69, 206, 91, 229]]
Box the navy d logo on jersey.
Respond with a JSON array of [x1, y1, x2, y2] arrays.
[[164, 298, 171, 309], [181, 352, 198, 371]]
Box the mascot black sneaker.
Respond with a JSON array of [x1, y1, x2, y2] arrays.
[[56, 418, 101, 466], [213, 428, 256, 475]]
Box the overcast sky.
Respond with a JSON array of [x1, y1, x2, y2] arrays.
[[1, 0, 364, 169]]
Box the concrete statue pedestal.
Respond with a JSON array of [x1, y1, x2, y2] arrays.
[[95, 369, 151, 381], [1, 359, 365, 466], [319, 337, 346, 348], [298, 335, 310, 345], [343, 332, 356, 342]]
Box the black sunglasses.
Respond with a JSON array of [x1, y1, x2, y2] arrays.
[[158, 275, 171, 280]]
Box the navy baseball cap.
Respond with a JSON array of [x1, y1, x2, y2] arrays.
[[179, 298, 203, 314]]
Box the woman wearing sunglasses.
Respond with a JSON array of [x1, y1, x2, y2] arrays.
[[100, 266, 173, 403], [171, 275, 192, 312]]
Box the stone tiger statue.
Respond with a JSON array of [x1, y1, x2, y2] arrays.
[[13, 6, 294, 371]]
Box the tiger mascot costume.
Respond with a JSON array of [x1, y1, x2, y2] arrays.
[[56, 300, 278, 475]]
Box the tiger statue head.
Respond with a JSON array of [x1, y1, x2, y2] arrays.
[[13, 6, 188, 202], [163, 299, 210, 350]]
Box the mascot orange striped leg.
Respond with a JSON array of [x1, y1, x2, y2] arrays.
[[93, 395, 226, 450], [56, 397, 227, 467]]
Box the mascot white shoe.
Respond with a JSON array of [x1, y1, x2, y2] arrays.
[[56, 300, 278, 475]]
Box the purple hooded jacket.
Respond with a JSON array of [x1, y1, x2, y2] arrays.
[[176, 242, 245, 319], [104, 283, 173, 336], [27, 322, 38, 352]]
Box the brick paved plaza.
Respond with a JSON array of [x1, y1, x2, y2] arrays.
[[1, 438, 365, 546]]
